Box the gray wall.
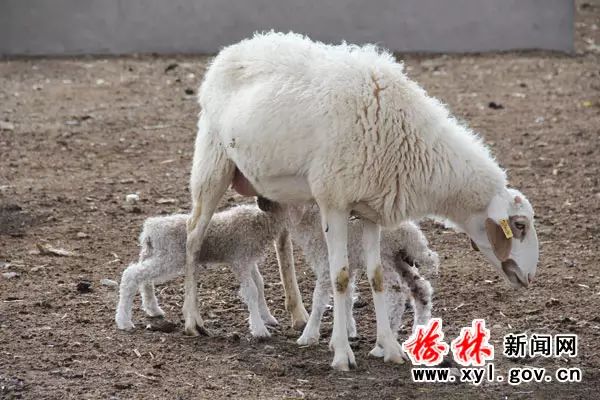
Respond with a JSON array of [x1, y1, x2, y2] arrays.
[[0, 0, 573, 56]]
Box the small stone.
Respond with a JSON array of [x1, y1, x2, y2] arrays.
[[164, 63, 178, 73], [125, 193, 139, 203], [488, 101, 504, 110], [114, 382, 133, 390], [76, 232, 89, 239], [0, 121, 15, 131], [76, 280, 92, 293], [2, 271, 19, 279], [184, 88, 195, 95], [100, 278, 118, 288]]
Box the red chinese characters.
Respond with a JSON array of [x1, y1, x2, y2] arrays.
[[402, 318, 450, 366], [450, 319, 495, 366]]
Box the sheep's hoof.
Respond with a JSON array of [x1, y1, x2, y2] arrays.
[[331, 345, 357, 371], [251, 326, 271, 339], [291, 308, 309, 331], [369, 345, 384, 358], [262, 314, 279, 327], [296, 332, 319, 346]]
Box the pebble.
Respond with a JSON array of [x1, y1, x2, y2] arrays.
[[2, 272, 19, 279], [125, 193, 139, 203], [76, 280, 93, 293], [0, 121, 15, 131], [100, 278, 119, 288]]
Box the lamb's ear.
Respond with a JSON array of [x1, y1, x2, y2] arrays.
[[485, 218, 512, 261]]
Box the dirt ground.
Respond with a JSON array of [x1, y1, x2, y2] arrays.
[[1, 2, 599, 399]]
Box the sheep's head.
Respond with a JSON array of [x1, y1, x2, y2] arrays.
[[464, 188, 539, 288]]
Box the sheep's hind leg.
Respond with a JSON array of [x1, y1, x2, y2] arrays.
[[362, 220, 405, 364], [184, 115, 235, 336], [319, 206, 356, 371], [275, 230, 309, 330]]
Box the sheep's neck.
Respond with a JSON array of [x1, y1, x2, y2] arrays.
[[426, 128, 507, 224]]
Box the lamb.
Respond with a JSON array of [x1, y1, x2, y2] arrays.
[[183, 31, 540, 370], [115, 203, 285, 338], [288, 203, 437, 353]]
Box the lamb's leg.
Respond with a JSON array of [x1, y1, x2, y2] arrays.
[[319, 206, 356, 371], [235, 264, 270, 338], [116, 259, 163, 330], [250, 263, 278, 326], [362, 220, 405, 364], [184, 114, 235, 336], [140, 282, 165, 318], [297, 270, 330, 345], [274, 230, 309, 330]]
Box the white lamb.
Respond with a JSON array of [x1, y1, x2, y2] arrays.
[[115, 204, 283, 338], [289, 203, 437, 353], [183, 31, 539, 370]]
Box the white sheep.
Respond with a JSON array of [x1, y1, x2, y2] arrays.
[[115, 204, 284, 338], [289, 203, 436, 353], [183, 31, 540, 370]]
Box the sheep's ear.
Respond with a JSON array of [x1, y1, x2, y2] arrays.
[[485, 218, 512, 262]]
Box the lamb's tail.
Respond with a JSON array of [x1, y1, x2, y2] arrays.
[[393, 251, 433, 326]]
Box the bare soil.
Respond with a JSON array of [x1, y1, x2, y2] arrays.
[[1, 2, 599, 399]]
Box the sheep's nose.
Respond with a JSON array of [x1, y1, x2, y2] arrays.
[[528, 273, 534, 285]]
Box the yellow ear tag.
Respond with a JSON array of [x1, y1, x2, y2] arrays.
[[499, 218, 513, 239]]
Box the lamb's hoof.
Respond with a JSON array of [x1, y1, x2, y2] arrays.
[[297, 332, 319, 346], [251, 326, 271, 339], [184, 321, 210, 337], [331, 345, 357, 371], [369, 345, 384, 358], [116, 320, 135, 331], [262, 314, 279, 327], [143, 305, 165, 318], [383, 343, 406, 365]]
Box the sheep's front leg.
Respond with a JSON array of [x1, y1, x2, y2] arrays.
[[275, 230, 309, 330], [321, 207, 356, 371], [362, 220, 405, 364]]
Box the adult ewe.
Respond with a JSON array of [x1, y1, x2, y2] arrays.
[[183, 32, 539, 371]]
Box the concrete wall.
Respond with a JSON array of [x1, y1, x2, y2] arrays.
[[0, 0, 574, 56]]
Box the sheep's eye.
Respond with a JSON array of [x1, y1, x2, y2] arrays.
[[514, 222, 526, 231]]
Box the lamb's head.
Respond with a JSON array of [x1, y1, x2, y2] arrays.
[[464, 188, 539, 288]]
